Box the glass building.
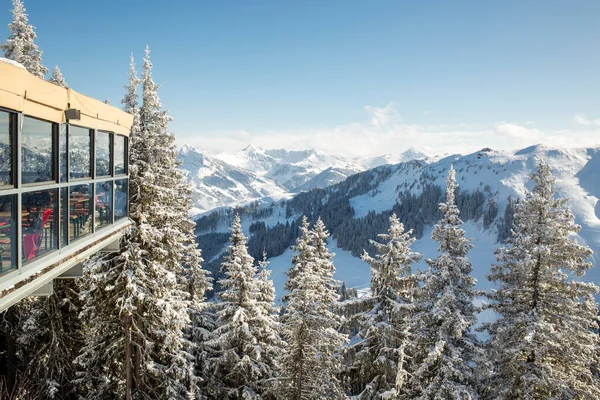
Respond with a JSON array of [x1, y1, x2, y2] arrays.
[[0, 60, 133, 311]]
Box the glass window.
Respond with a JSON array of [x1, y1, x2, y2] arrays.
[[115, 178, 128, 220], [69, 184, 93, 242], [0, 111, 13, 188], [60, 187, 68, 247], [59, 124, 67, 183], [22, 117, 54, 184], [0, 195, 16, 272], [22, 189, 57, 262], [95, 181, 112, 229], [115, 135, 126, 175], [96, 131, 111, 177], [69, 126, 91, 180]]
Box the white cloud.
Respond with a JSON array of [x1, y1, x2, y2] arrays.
[[495, 123, 542, 139], [178, 104, 600, 158], [364, 102, 400, 127], [574, 113, 600, 126]]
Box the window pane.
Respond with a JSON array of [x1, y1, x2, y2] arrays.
[[0, 195, 16, 272], [59, 124, 67, 182], [115, 178, 128, 220], [22, 189, 57, 262], [0, 111, 12, 188], [69, 184, 93, 242], [60, 187, 68, 247], [115, 135, 126, 175], [22, 117, 54, 184], [69, 126, 91, 180], [96, 131, 111, 177], [95, 181, 112, 229]]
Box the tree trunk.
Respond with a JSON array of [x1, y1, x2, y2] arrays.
[[125, 314, 132, 400]]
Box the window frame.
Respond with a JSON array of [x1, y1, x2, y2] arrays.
[[20, 115, 57, 187], [68, 124, 93, 182], [0, 108, 17, 191]]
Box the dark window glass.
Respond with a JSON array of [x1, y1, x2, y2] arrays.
[[69, 184, 93, 242], [96, 131, 111, 177], [22, 117, 54, 184], [22, 189, 57, 262], [59, 124, 67, 182], [115, 178, 128, 220], [115, 135, 126, 175], [0, 111, 12, 188], [0, 195, 16, 272], [95, 181, 112, 229], [60, 187, 68, 247], [69, 126, 91, 180]]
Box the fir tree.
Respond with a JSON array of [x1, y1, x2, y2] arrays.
[[18, 280, 83, 399], [406, 166, 481, 400], [485, 162, 600, 399], [1, 0, 48, 78], [48, 65, 67, 88], [77, 49, 202, 399], [208, 215, 278, 399], [280, 217, 348, 400], [346, 214, 421, 399]]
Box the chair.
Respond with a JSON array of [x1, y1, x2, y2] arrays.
[[23, 209, 53, 261]]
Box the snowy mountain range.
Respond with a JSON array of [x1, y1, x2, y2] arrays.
[[178, 144, 427, 215], [193, 144, 600, 303]]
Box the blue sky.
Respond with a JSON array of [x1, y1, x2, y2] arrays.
[[2, 1, 600, 156]]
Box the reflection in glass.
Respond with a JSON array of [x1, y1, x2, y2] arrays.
[[0, 111, 12, 188], [60, 187, 68, 247], [95, 181, 112, 229], [22, 189, 57, 262], [0, 195, 16, 272], [115, 135, 126, 175], [22, 117, 54, 184], [115, 179, 128, 220], [96, 131, 111, 177], [69, 184, 93, 242], [60, 124, 67, 182], [69, 126, 91, 179]]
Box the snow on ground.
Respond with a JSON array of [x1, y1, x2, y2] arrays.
[[267, 239, 371, 303]]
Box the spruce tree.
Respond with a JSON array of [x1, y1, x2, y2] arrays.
[[406, 166, 481, 399], [485, 162, 600, 399], [280, 217, 348, 400], [1, 0, 48, 78], [77, 49, 203, 399], [48, 65, 68, 88], [346, 214, 421, 399], [208, 215, 278, 399]]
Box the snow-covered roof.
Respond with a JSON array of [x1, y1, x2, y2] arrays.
[[0, 57, 26, 70]]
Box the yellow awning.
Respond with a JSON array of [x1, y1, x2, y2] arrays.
[[0, 59, 133, 136]]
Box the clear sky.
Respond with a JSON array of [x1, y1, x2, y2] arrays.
[[2, 0, 600, 157]]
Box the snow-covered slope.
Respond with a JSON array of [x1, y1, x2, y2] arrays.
[[179, 144, 431, 216], [196, 144, 600, 301], [178, 145, 289, 215], [355, 147, 428, 169]]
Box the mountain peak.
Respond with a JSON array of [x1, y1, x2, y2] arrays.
[[242, 143, 263, 153]]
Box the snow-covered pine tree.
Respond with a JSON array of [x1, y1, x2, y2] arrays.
[[254, 251, 284, 398], [208, 215, 278, 399], [484, 162, 600, 399], [345, 213, 421, 399], [77, 49, 202, 399], [185, 231, 217, 399], [280, 217, 348, 400], [17, 280, 83, 398], [1, 0, 48, 78], [405, 165, 481, 400], [48, 65, 67, 88]]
